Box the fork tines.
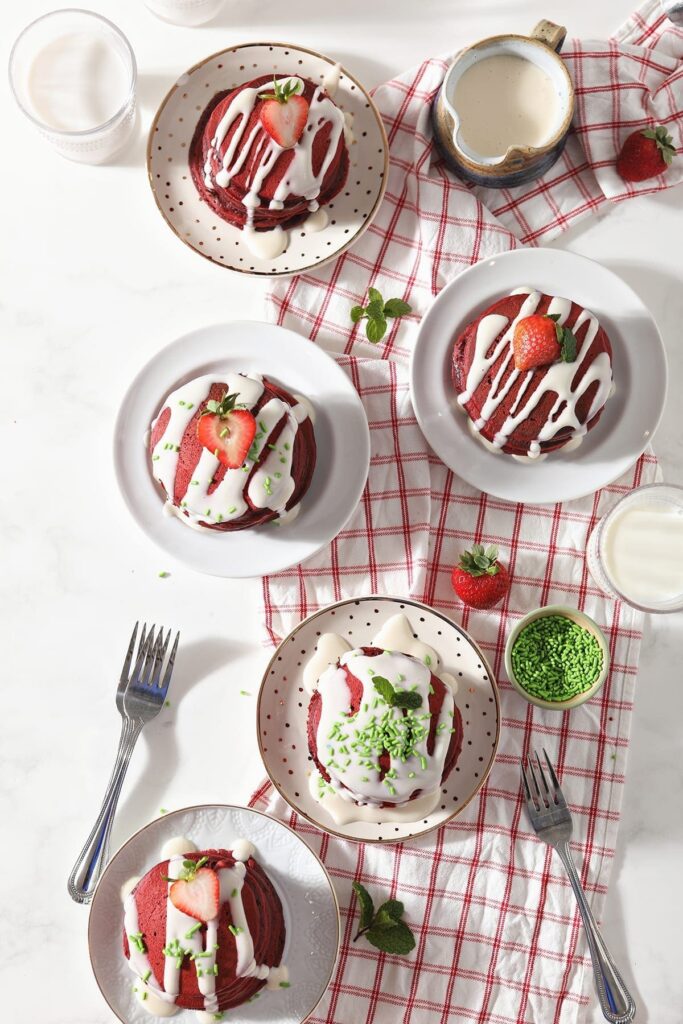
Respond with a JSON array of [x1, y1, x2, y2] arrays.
[[123, 622, 179, 700], [521, 748, 566, 812]]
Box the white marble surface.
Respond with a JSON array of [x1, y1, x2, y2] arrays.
[[1, 0, 681, 1020]]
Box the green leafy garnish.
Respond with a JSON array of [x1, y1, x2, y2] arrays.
[[372, 675, 423, 710], [351, 882, 416, 955], [546, 314, 578, 363], [642, 125, 676, 165], [458, 543, 500, 578], [258, 77, 303, 103], [201, 392, 241, 419], [350, 287, 412, 344]]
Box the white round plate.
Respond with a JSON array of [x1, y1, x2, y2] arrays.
[[257, 596, 500, 844], [113, 322, 370, 578], [88, 804, 340, 1024], [147, 41, 388, 277], [410, 248, 668, 504]]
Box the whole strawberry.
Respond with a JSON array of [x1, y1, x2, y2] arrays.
[[451, 544, 510, 610], [616, 125, 675, 182], [512, 314, 577, 372]]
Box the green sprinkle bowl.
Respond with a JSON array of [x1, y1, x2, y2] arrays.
[[504, 605, 610, 711]]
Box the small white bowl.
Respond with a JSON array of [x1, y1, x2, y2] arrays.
[[504, 605, 610, 711]]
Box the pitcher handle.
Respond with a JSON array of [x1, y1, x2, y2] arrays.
[[531, 19, 567, 53]]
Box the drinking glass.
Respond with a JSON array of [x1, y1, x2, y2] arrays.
[[9, 9, 137, 164], [586, 483, 683, 613], [144, 0, 226, 26]]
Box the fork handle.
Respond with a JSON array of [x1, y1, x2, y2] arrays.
[[556, 843, 636, 1024], [67, 718, 142, 904]]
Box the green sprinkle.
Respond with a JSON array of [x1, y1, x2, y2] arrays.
[[240, 689, 251, 696], [511, 615, 604, 702], [284, 442, 291, 450], [142, 969, 151, 982], [191, 479, 199, 485], [228, 925, 243, 936], [274, 471, 282, 478], [219, 427, 229, 438], [280, 981, 291, 988], [152, 454, 160, 461], [129, 932, 147, 954], [264, 476, 273, 496], [280, 457, 287, 464], [231, 888, 238, 898], [185, 922, 202, 939], [164, 699, 171, 707], [179, 400, 186, 406], [159, 807, 167, 814], [142, 991, 148, 1001], [228, 506, 237, 514], [158, 570, 170, 578], [259, 420, 267, 432], [268, 443, 277, 449]]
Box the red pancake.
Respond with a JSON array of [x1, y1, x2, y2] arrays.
[[150, 375, 316, 532], [307, 646, 463, 808], [189, 74, 349, 232], [122, 848, 285, 1013], [451, 291, 613, 458]]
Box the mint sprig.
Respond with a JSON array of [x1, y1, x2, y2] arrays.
[[372, 675, 423, 710], [201, 392, 242, 419], [546, 314, 578, 363], [350, 287, 412, 344], [352, 882, 416, 955], [258, 78, 303, 103]]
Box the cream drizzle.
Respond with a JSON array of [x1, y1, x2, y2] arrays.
[[150, 372, 309, 528], [456, 288, 613, 457], [315, 649, 455, 807], [202, 76, 346, 258]]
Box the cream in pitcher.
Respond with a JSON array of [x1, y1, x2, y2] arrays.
[[453, 54, 561, 157]]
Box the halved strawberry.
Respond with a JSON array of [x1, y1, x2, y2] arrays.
[[258, 77, 309, 149], [512, 314, 578, 372], [170, 864, 219, 922], [197, 391, 256, 469]]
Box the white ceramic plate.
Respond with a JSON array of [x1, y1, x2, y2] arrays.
[[147, 42, 388, 276], [113, 322, 370, 578], [88, 804, 340, 1024], [410, 248, 668, 504], [257, 596, 500, 844]]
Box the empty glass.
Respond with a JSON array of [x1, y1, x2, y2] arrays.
[[9, 9, 137, 164]]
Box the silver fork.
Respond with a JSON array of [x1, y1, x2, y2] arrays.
[[67, 623, 179, 904], [521, 750, 636, 1024]]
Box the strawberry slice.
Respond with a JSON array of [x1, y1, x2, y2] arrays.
[[258, 77, 309, 149], [196, 391, 256, 469], [170, 865, 220, 922]]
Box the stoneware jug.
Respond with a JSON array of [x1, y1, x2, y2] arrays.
[[432, 20, 574, 187]]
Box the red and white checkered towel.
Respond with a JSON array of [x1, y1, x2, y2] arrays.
[[251, 3, 679, 1021]]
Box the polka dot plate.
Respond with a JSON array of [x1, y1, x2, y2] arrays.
[[257, 596, 501, 844], [147, 42, 389, 276]]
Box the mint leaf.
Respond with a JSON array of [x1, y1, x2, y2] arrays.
[[374, 899, 404, 925], [383, 298, 412, 318], [368, 287, 384, 306], [366, 298, 385, 320], [373, 676, 395, 704], [350, 305, 366, 323], [391, 690, 423, 710], [366, 919, 416, 955], [352, 881, 375, 932], [366, 316, 387, 344], [546, 313, 560, 323], [559, 325, 578, 363]]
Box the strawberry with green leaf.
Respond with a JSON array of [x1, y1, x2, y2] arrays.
[[512, 314, 578, 372], [616, 125, 676, 182], [258, 78, 309, 149], [196, 391, 256, 469], [451, 544, 510, 610]]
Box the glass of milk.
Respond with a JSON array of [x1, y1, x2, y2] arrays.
[[9, 10, 137, 164], [144, 0, 226, 26], [587, 484, 683, 612]]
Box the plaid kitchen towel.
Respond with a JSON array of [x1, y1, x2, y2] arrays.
[[252, 2, 676, 1022]]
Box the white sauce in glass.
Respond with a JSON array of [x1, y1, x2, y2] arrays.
[[602, 500, 683, 605]]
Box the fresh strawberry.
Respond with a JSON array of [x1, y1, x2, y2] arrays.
[[512, 314, 578, 372], [451, 544, 510, 610], [169, 857, 219, 923], [616, 125, 675, 182], [258, 77, 309, 149], [197, 391, 256, 469]]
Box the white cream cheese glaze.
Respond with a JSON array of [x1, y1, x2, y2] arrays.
[[202, 76, 346, 259], [456, 287, 613, 458], [123, 837, 288, 1019], [303, 633, 353, 695], [150, 372, 309, 529]]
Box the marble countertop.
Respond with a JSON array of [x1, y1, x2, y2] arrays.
[[2, 0, 681, 1020]]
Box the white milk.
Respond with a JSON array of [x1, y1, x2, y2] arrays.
[[27, 31, 130, 132], [602, 499, 683, 606], [453, 54, 560, 157]]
